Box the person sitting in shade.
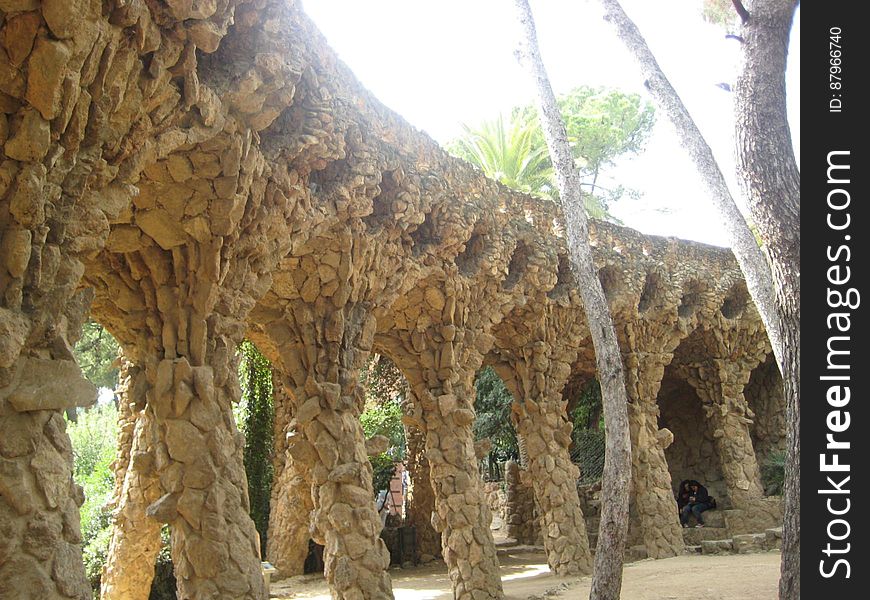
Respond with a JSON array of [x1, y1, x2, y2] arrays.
[[680, 480, 715, 528]]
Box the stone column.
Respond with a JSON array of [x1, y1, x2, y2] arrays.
[[500, 341, 593, 576], [503, 460, 541, 545], [92, 124, 299, 599], [0, 381, 94, 599], [402, 407, 441, 562], [683, 359, 765, 508], [385, 322, 504, 600], [0, 308, 96, 599], [266, 376, 314, 578], [263, 301, 393, 600], [621, 350, 684, 558], [101, 365, 164, 600], [136, 332, 267, 600]]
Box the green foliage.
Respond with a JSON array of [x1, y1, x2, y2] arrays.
[[68, 403, 118, 542], [149, 528, 177, 600], [369, 453, 397, 495], [761, 450, 786, 496], [82, 524, 113, 593], [360, 354, 407, 495], [237, 341, 274, 556], [73, 321, 121, 390], [360, 400, 406, 459], [473, 366, 518, 462], [448, 86, 655, 219], [568, 379, 603, 432], [701, 0, 739, 29], [67, 402, 119, 594], [447, 115, 554, 198]]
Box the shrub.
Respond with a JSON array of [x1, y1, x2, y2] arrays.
[[369, 453, 398, 495], [761, 451, 786, 496]]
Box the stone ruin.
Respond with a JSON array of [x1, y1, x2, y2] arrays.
[[0, 1, 784, 599]]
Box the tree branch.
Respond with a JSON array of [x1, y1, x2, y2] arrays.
[[596, 0, 784, 373], [732, 0, 751, 24]]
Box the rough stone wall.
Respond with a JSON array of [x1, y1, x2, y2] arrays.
[[743, 355, 785, 470]]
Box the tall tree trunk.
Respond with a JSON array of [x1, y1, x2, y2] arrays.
[[732, 2, 800, 597], [596, 0, 785, 373], [596, 2, 800, 597], [513, 2, 632, 597]]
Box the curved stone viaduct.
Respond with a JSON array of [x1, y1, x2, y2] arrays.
[[0, 1, 782, 599]]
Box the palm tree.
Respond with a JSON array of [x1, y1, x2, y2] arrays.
[[448, 114, 554, 197], [447, 112, 619, 220]]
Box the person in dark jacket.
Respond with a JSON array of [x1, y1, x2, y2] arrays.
[[676, 480, 696, 513], [680, 481, 714, 527]]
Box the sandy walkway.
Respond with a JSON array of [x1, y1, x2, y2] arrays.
[[270, 549, 781, 600]]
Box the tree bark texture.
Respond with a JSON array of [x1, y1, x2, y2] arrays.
[[732, 2, 800, 597], [514, 2, 633, 597]]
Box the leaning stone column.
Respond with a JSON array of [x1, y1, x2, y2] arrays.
[[385, 321, 504, 600], [262, 301, 393, 600], [91, 123, 300, 599], [0, 305, 96, 599], [619, 320, 685, 559], [683, 358, 765, 507], [101, 361, 164, 600], [137, 332, 267, 600], [402, 397, 441, 562], [266, 376, 314, 578], [499, 340, 593, 576], [622, 350, 685, 558]]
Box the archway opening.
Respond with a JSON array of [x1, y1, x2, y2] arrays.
[[658, 367, 728, 506]]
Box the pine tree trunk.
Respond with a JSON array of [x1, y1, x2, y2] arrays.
[[732, 2, 801, 597], [596, 0, 785, 373], [513, 2, 632, 597], [596, 2, 800, 596]]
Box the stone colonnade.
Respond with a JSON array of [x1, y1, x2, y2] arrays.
[[0, 0, 781, 599]]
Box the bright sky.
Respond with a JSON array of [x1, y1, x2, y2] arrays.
[[304, 0, 800, 247]]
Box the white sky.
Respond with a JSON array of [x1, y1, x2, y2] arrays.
[[303, 0, 800, 247]]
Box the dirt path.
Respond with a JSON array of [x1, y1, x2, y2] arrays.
[[270, 549, 781, 600]]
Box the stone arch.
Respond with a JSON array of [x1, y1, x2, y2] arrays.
[[657, 365, 728, 505], [743, 354, 786, 485]]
